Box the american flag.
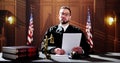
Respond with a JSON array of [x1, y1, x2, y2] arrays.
[[86, 8, 93, 48], [27, 12, 34, 45]]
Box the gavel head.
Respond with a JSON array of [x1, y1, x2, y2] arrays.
[[69, 51, 85, 59], [71, 51, 81, 59]]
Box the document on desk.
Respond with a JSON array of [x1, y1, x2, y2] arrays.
[[62, 33, 82, 55]]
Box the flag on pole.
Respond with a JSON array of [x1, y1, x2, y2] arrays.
[[27, 12, 34, 45], [86, 8, 93, 48]]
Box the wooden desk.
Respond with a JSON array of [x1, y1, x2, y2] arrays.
[[0, 52, 120, 63]]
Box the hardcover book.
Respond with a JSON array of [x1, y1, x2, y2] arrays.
[[2, 52, 38, 60], [2, 46, 37, 54], [2, 46, 39, 60]]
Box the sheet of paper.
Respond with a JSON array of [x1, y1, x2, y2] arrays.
[[62, 33, 82, 55]]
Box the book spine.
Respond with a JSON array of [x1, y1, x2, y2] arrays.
[[2, 52, 38, 60], [3, 48, 38, 54]]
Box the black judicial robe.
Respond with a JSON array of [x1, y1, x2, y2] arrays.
[[42, 25, 90, 56]]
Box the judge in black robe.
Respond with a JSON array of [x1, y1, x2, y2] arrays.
[[42, 24, 90, 56], [41, 6, 90, 57]]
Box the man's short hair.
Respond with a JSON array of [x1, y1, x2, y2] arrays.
[[60, 6, 71, 16]]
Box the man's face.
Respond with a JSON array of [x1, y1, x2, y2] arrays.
[[59, 9, 71, 24]]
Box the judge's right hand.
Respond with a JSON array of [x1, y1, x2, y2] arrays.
[[54, 48, 65, 55]]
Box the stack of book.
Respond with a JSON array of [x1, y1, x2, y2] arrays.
[[2, 46, 39, 60]]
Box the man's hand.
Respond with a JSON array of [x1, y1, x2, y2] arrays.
[[72, 46, 83, 54], [54, 48, 65, 55]]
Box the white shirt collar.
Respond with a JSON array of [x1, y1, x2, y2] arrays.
[[59, 23, 69, 32]]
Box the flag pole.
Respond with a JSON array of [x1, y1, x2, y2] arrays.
[[27, 5, 34, 46], [86, 7, 94, 53]]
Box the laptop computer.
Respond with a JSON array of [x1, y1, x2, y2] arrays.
[[62, 33, 82, 55]]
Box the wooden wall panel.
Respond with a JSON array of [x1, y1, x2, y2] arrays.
[[93, 0, 107, 53], [0, 0, 16, 51], [0, 0, 27, 46], [15, 0, 26, 46], [40, 6, 52, 35], [105, 0, 120, 52], [0, 0, 16, 46]]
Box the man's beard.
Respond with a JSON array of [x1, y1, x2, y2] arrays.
[[61, 20, 69, 24]]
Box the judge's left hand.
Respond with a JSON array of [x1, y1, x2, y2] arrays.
[[72, 46, 83, 54]]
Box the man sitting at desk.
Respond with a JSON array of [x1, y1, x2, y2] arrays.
[[41, 6, 90, 58]]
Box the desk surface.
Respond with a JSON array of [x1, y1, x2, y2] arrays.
[[0, 52, 120, 63]]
